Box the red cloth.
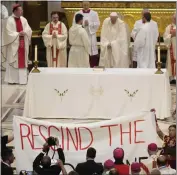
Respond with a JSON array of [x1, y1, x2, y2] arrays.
[[49, 23, 62, 67], [14, 17, 25, 68], [89, 55, 99, 68], [82, 9, 90, 13], [114, 164, 129, 175]]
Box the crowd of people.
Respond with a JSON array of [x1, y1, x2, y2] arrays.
[[1, 1, 176, 85], [1, 118, 176, 175]]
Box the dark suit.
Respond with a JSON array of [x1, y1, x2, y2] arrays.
[[1, 162, 13, 175], [76, 159, 103, 175], [1, 135, 8, 152], [33, 148, 65, 175]]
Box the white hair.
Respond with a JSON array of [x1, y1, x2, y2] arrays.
[[142, 8, 150, 13], [110, 12, 118, 17]]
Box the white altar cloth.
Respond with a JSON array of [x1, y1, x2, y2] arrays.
[[23, 68, 171, 119]]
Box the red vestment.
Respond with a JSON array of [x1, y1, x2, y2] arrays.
[[114, 164, 129, 175], [49, 22, 62, 67], [14, 17, 25, 68]]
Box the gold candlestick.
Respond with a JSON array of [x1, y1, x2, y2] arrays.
[[155, 62, 164, 74], [32, 60, 40, 73]]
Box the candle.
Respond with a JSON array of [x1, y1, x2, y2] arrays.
[[158, 46, 161, 62], [35, 45, 37, 61], [159, 34, 161, 46]]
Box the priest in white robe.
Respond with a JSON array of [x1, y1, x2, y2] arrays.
[[3, 4, 32, 84], [68, 13, 91, 67], [42, 11, 67, 67], [134, 12, 158, 68], [117, 13, 131, 67], [131, 9, 159, 67], [163, 13, 176, 83], [99, 12, 129, 68], [1, 3, 9, 71], [72, 0, 100, 67]]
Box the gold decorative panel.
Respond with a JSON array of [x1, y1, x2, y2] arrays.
[[61, 2, 176, 8], [62, 2, 176, 36]]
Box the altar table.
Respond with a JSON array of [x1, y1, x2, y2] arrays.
[[23, 68, 171, 119]]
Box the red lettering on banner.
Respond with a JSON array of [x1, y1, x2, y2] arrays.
[[100, 124, 118, 146], [61, 127, 64, 150], [20, 124, 33, 150], [66, 127, 78, 150], [39, 125, 48, 142], [31, 124, 42, 150], [134, 120, 145, 143], [120, 122, 132, 145], [78, 127, 93, 150]]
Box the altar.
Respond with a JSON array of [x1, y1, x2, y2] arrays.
[[23, 68, 171, 119]]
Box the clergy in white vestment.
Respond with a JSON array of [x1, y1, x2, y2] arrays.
[[117, 13, 131, 67], [163, 13, 176, 82], [140, 143, 159, 174], [1, 3, 9, 71], [68, 14, 91, 67], [99, 12, 129, 68], [3, 4, 32, 84], [72, 0, 100, 67], [131, 9, 159, 67], [134, 12, 158, 68], [42, 11, 67, 67]]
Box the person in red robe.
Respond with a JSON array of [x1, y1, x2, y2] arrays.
[[113, 148, 130, 175], [3, 4, 32, 84]]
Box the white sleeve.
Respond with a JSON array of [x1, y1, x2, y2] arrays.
[[56, 23, 68, 49], [134, 29, 146, 51], [163, 25, 172, 48], [81, 29, 91, 55], [87, 12, 100, 35], [111, 22, 129, 55], [23, 18, 32, 44], [100, 19, 109, 47], [154, 22, 159, 43], [131, 21, 140, 40], [42, 23, 53, 47], [1, 5, 8, 19]]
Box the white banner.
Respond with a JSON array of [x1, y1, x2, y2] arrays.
[[13, 112, 156, 173]]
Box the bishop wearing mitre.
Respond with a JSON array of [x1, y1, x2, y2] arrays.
[[99, 12, 129, 68], [3, 4, 32, 84], [42, 11, 67, 67], [163, 13, 176, 83]]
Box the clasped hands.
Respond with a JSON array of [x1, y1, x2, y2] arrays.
[[19, 31, 26, 36], [52, 32, 57, 38], [107, 43, 112, 49], [84, 20, 89, 26]]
